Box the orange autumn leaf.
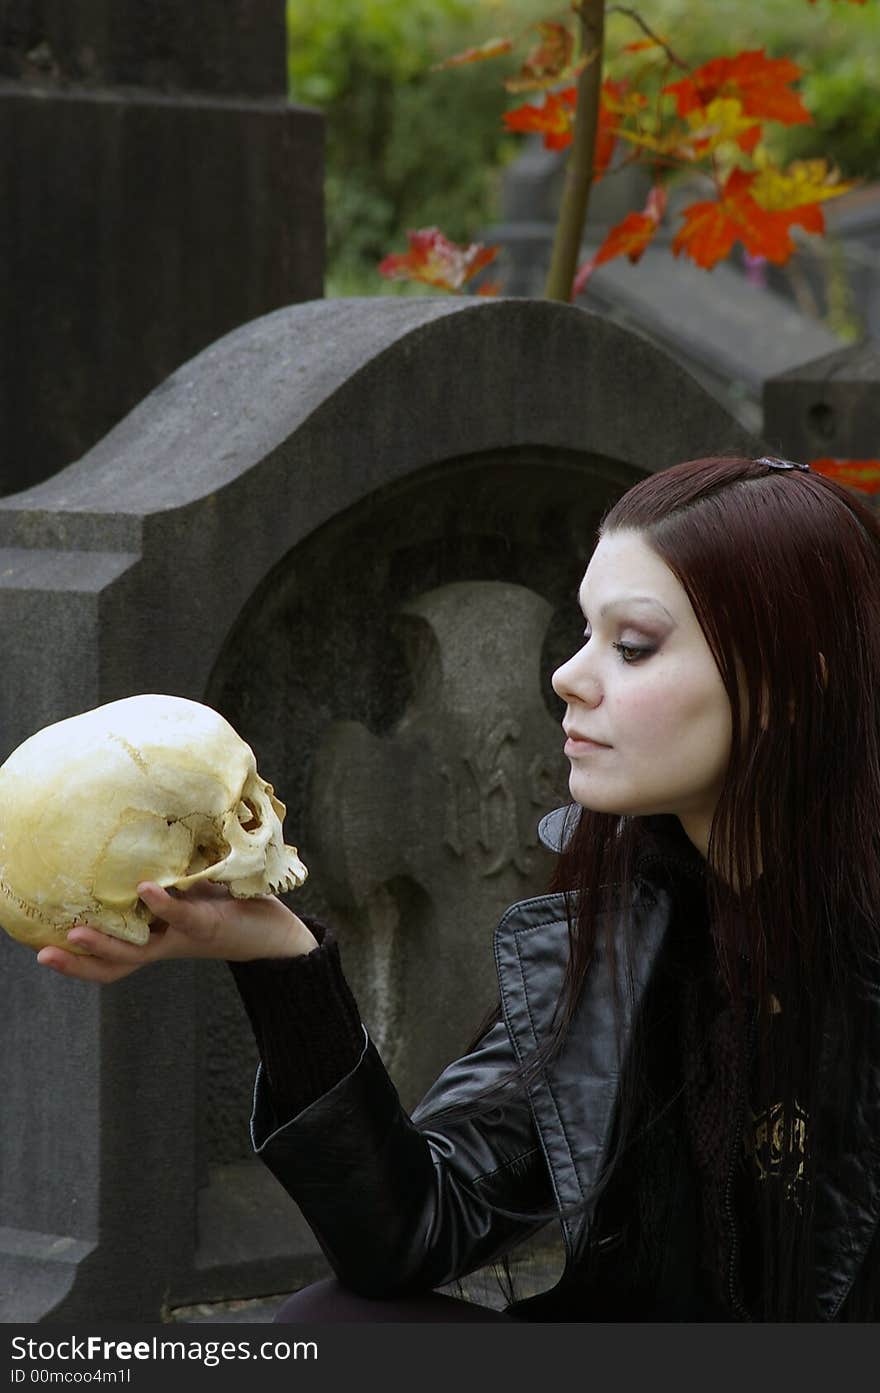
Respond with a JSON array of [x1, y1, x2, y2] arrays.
[[594, 104, 616, 180], [663, 49, 812, 127], [600, 78, 650, 120], [503, 86, 577, 150], [378, 228, 498, 292], [622, 36, 671, 53], [809, 459, 880, 495], [672, 168, 825, 269], [737, 124, 763, 155], [574, 186, 667, 295], [594, 78, 645, 179], [504, 21, 583, 93], [431, 37, 513, 72], [671, 201, 739, 269]]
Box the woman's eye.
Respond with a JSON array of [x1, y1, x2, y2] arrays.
[[581, 627, 653, 665]]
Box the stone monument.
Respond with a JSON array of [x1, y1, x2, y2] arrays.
[[0, 296, 762, 1319], [0, 0, 323, 496], [763, 339, 880, 471]]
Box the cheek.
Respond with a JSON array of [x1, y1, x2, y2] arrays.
[[618, 664, 728, 748], [615, 671, 682, 743]]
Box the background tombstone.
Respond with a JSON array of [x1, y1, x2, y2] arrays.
[[763, 340, 880, 486], [760, 185, 880, 344], [247, 580, 563, 1105], [0, 0, 323, 497], [0, 296, 763, 1320], [486, 140, 850, 434]]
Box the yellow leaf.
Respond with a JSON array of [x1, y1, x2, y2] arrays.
[[750, 159, 859, 211], [612, 126, 697, 159], [686, 97, 760, 152], [602, 88, 650, 118]]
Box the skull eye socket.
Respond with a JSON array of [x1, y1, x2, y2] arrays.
[[237, 798, 261, 832]]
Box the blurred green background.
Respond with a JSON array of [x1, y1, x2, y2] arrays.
[[286, 0, 880, 296]]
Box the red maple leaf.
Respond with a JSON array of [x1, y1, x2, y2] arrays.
[[379, 228, 498, 291], [574, 186, 667, 295], [673, 168, 825, 268], [503, 86, 577, 150], [663, 49, 812, 127]]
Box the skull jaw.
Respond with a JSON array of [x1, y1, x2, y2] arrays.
[[172, 777, 309, 898], [174, 840, 308, 897]]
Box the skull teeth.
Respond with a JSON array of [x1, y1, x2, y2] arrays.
[[267, 872, 302, 895]]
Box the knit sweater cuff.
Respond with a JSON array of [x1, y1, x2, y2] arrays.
[[226, 913, 365, 1121]]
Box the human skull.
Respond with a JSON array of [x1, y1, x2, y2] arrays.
[[0, 694, 308, 953]]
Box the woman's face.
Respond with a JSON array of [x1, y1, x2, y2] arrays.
[[551, 529, 733, 857]]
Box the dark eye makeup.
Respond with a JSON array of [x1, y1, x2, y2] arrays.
[[581, 626, 655, 665]]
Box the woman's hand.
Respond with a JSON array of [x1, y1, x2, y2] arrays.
[[35, 881, 319, 985]]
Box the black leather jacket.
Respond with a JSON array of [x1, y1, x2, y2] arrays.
[[249, 807, 880, 1321]]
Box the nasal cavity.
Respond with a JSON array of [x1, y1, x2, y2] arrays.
[[237, 798, 261, 832]]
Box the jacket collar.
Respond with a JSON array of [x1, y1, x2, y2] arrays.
[[538, 803, 708, 883], [495, 888, 674, 1259]]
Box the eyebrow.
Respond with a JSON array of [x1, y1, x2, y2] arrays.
[[578, 591, 677, 624]]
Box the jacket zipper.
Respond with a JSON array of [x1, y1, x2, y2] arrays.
[[723, 999, 757, 1322]]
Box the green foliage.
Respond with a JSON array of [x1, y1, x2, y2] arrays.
[[791, 59, 880, 178], [288, 0, 521, 288], [289, 0, 880, 293]]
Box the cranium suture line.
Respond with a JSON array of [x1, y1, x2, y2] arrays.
[[0, 694, 308, 954]]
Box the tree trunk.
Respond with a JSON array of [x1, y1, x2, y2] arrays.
[[543, 0, 606, 302]]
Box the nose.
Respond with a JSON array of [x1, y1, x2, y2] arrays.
[[551, 644, 601, 706]]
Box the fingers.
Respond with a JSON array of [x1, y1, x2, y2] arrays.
[[35, 883, 225, 983], [36, 896, 171, 983], [137, 881, 218, 942], [36, 935, 145, 985]]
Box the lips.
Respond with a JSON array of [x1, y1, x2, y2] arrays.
[[564, 727, 609, 746]]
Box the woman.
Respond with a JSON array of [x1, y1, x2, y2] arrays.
[[37, 454, 880, 1321]]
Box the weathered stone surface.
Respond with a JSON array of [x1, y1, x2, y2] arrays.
[[489, 142, 847, 434], [0, 0, 286, 96], [763, 340, 880, 466], [0, 296, 763, 1320], [297, 581, 562, 1097], [0, 84, 323, 495]]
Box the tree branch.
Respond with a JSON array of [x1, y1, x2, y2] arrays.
[[606, 5, 689, 71], [543, 1, 606, 301]]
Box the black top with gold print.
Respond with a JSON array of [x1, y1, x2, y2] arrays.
[[680, 937, 810, 1320]]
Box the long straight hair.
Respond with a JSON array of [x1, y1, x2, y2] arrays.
[[418, 455, 880, 1320]]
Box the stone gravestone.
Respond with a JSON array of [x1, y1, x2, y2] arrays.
[[0, 296, 762, 1320], [760, 184, 880, 344], [292, 582, 560, 1098], [763, 340, 880, 475], [0, 0, 323, 496], [485, 144, 844, 436]]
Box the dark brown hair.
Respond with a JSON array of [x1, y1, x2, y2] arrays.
[[419, 455, 880, 1320]]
